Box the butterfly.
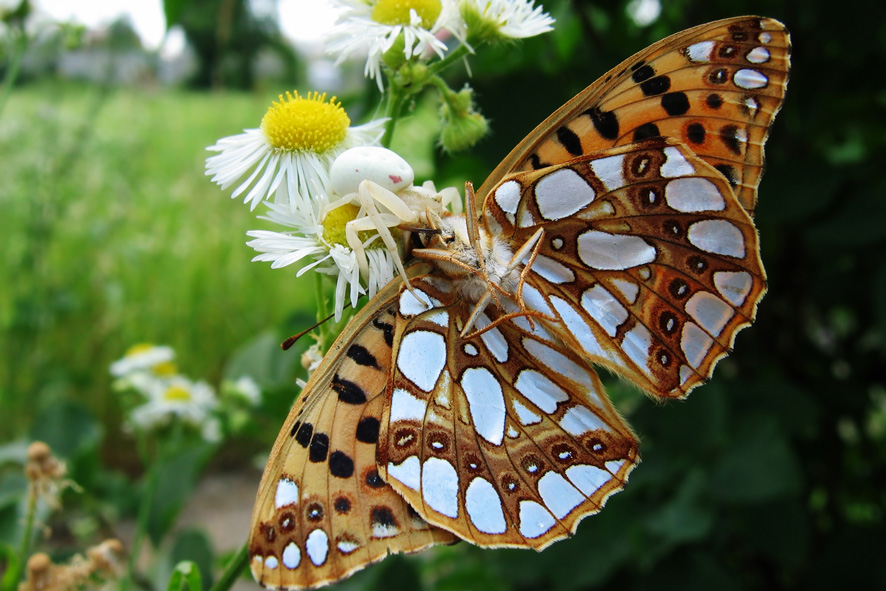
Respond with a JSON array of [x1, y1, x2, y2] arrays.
[[248, 15, 790, 589]]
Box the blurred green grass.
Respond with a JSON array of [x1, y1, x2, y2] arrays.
[[0, 82, 312, 442]]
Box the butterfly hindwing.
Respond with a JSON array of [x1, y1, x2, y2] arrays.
[[377, 276, 639, 548], [477, 16, 790, 216], [483, 139, 765, 399], [249, 271, 456, 590]]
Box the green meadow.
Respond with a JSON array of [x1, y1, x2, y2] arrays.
[[0, 83, 312, 441]]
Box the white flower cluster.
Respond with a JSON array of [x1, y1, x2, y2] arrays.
[[205, 0, 554, 321], [110, 344, 261, 442], [207, 101, 460, 321], [327, 0, 555, 87]]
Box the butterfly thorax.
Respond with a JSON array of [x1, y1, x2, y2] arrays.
[[415, 213, 522, 306]]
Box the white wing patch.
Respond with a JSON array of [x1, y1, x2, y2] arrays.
[[576, 230, 656, 270], [465, 477, 508, 534], [397, 330, 447, 392], [589, 153, 626, 191], [422, 458, 460, 518], [687, 220, 745, 257], [534, 167, 596, 220], [665, 177, 726, 212], [714, 270, 753, 306], [461, 367, 507, 446]]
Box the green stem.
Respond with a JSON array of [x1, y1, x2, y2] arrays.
[[209, 543, 249, 591], [122, 435, 158, 591], [6, 481, 39, 589], [426, 44, 473, 78], [381, 83, 404, 148]]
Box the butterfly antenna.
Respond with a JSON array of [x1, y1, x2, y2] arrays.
[[281, 304, 353, 350]]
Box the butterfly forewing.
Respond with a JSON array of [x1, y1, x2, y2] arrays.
[[483, 139, 765, 398], [249, 271, 456, 590], [477, 16, 790, 216], [377, 277, 639, 548]]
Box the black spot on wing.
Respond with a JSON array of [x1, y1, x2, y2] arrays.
[[631, 64, 654, 83], [661, 92, 690, 116], [585, 106, 619, 140], [714, 164, 738, 187], [372, 318, 394, 348], [309, 432, 329, 462], [687, 122, 706, 144], [556, 126, 584, 156], [329, 451, 355, 478], [347, 343, 379, 368], [356, 416, 380, 444], [331, 374, 368, 404], [365, 469, 385, 489], [706, 93, 723, 109], [633, 122, 660, 141], [294, 422, 313, 448], [719, 124, 743, 155], [640, 75, 671, 96], [371, 506, 397, 527]]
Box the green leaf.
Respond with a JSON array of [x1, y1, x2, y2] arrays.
[[171, 530, 214, 591], [709, 414, 802, 503], [167, 560, 202, 591], [645, 469, 713, 546], [147, 443, 214, 545], [162, 0, 189, 28], [29, 400, 101, 460], [0, 542, 21, 591]]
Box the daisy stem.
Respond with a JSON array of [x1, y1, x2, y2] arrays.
[[381, 83, 405, 148], [209, 543, 249, 591], [122, 432, 157, 591], [426, 44, 473, 78]]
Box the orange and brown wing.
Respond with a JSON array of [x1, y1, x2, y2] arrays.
[[249, 270, 455, 590], [477, 16, 791, 216]]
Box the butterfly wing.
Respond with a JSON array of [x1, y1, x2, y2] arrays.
[[476, 16, 791, 216], [249, 268, 456, 590], [377, 276, 639, 549], [483, 138, 764, 399]]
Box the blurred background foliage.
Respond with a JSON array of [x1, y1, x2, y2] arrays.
[[0, 0, 884, 589]]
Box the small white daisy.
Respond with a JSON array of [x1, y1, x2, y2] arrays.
[[110, 344, 176, 378], [460, 0, 554, 42], [205, 91, 385, 211], [128, 375, 219, 434], [326, 0, 462, 89], [246, 198, 399, 321]]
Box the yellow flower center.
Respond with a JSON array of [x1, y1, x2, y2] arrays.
[[321, 203, 396, 249], [261, 91, 350, 153], [125, 343, 155, 356], [163, 385, 192, 402], [371, 0, 442, 28], [153, 361, 178, 376]]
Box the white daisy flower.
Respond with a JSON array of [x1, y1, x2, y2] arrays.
[[326, 0, 462, 89], [460, 0, 554, 42], [205, 91, 386, 211], [224, 376, 262, 406], [246, 198, 398, 322], [110, 344, 176, 378], [246, 147, 461, 322], [128, 376, 219, 435]]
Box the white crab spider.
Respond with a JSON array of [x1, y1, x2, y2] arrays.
[[326, 147, 461, 286]]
